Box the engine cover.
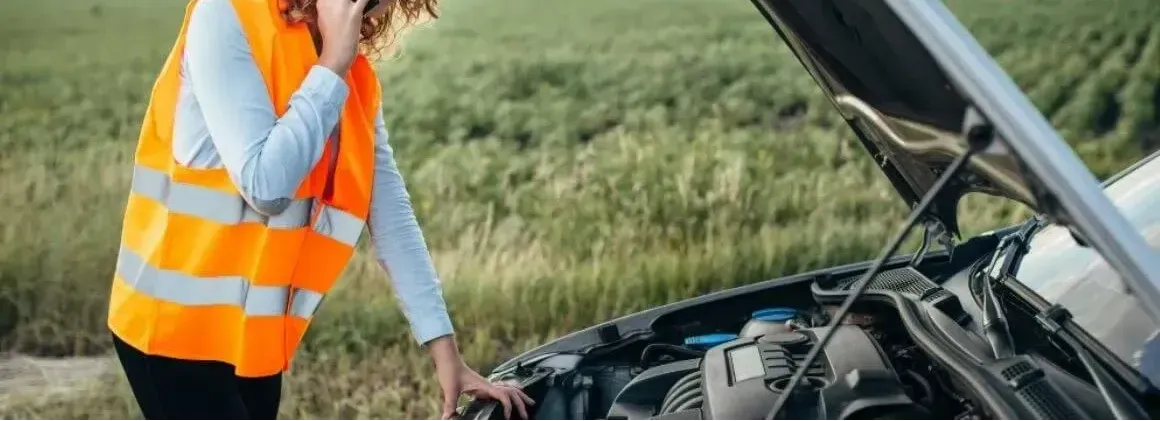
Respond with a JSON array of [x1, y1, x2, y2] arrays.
[[704, 325, 924, 419]]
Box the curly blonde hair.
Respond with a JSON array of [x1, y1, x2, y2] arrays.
[[283, 0, 439, 57]]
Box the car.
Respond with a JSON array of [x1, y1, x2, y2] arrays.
[[458, 0, 1160, 419]]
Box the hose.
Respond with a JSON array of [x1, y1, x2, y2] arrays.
[[639, 343, 704, 369]]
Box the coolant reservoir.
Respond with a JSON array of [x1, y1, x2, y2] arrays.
[[740, 307, 797, 338]]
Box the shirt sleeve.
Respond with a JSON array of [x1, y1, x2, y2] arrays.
[[368, 110, 455, 345], [184, 0, 348, 215]]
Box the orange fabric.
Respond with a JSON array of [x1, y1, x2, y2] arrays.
[[108, 0, 380, 377]]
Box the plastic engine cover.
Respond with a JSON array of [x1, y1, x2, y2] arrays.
[[699, 325, 925, 419]]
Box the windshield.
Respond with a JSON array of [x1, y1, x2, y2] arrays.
[[1015, 153, 1160, 371]]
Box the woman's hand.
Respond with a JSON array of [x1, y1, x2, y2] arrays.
[[315, 0, 371, 74], [427, 336, 534, 419]]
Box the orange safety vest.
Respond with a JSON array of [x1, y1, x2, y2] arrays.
[[108, 0, 380, 377]]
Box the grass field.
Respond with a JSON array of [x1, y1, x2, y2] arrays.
[[1, 0, 1158, 418]]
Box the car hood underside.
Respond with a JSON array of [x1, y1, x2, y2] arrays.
[[751, 0, 1046, 239]]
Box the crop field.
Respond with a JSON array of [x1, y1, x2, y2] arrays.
[[1, 0, 1158, 418]]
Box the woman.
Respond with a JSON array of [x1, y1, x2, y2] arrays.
[[106, 0, 531, 419]]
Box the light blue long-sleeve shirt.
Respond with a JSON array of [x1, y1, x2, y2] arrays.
[[176, 0, 452, 345]]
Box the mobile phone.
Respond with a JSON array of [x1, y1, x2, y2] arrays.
[[363, 0, 380, 15]]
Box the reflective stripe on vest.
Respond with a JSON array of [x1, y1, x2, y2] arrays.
[[116, 246, 325, 319], [130, 165, 364, 246]]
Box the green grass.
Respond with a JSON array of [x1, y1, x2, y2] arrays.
[[1, 0, 1157, 418]]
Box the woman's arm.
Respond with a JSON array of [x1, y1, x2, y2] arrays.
[[368, 112, 533, 420], [368, 111, 454, 344], [184, 0, 347, 215]]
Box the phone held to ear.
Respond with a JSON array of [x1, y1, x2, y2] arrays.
[[363, 0, 380, 15]]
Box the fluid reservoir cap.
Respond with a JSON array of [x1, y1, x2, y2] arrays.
[[752, 307, 797, 322], [683, 333, 739, 350]]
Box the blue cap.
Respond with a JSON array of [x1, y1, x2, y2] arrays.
[[683, 333, 739, 350], [752, 307, 797, 322]]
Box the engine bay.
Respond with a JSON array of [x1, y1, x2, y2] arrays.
[[462, 253, 1150, 420], [605, 308, 951, 420]]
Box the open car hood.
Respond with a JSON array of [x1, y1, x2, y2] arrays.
[[750, 0, 1160, 318], [751, 0, 1025, 238]]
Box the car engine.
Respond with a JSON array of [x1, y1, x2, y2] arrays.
[[602, 307, 948, 420], [464, 259, 1128, 420]]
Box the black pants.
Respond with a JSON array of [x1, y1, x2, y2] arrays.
[[112, 333, 283, 420]]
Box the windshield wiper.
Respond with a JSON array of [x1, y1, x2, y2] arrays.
[[976, 217, 1043, 359], [1034, 305, 1148, 419], [985, 215, 1043, 279], [978, 245, 1016, 359]]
